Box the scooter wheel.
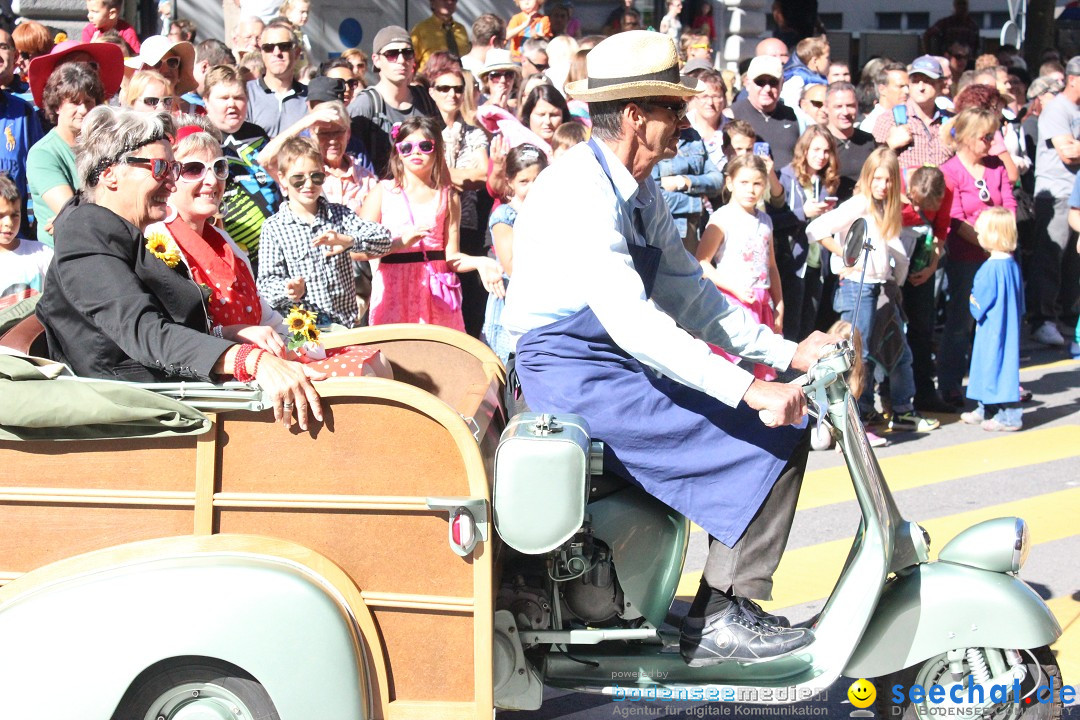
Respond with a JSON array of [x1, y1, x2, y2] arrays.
[[873, 645, 1061, 720]]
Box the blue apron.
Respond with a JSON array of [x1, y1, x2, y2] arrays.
[[513, 140, 804, 547]]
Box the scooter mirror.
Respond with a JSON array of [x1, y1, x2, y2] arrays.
[[843, 218, 867, 268]]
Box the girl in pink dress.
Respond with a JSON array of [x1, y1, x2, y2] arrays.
[[695, 154, 783, 380], [361, 117, 503, 329]]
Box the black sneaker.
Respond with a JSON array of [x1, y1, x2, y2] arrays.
[[680, 596, 814, 666], [914, 394, 957, 414], [735, 596, 790, 628]]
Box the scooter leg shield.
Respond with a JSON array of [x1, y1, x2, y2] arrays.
[[842, 561, 1062, 679]]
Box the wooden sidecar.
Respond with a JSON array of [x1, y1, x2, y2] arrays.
[[0, 322, 505, 720]]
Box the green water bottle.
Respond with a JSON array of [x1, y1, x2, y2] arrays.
[[910, 225, 935, 273]]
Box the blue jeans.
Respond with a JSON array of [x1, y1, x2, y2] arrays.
[[834, 280, 917, 415], [938, 259, 982, 399]]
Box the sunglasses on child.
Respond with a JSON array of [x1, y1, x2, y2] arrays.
[[124, 156, 181, 182], [289, 171, 326, 189], [179, 157, 229, 182], [140, 96, 176, 109], [260, 41, 295, 54], [396, 140, 436, 155]]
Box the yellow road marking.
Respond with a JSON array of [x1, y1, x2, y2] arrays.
[[677, 487, 1080, 605], [1047, 594, 1080, 686], [1020, 358, 1080, 374], [794, 425, 1080, 512]]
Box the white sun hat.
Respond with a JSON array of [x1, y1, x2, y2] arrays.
[[565, 30, 701, 102]]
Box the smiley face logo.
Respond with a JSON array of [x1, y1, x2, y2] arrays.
[[848, 678, 876, 709]]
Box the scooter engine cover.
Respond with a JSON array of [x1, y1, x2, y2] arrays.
[[494, 413, 592, 554]]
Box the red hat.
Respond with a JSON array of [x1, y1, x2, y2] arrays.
[[28, 40, 125, 109]]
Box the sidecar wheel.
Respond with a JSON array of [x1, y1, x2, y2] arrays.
[[110, 656, 280, 720], [874, 645, 1061, 720]]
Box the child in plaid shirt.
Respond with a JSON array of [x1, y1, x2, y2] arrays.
[[257, 137, 403, 326]]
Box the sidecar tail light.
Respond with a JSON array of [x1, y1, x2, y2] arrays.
[[450, 508, 477, 556]]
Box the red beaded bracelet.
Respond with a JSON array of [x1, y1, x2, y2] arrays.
[[233, 343, 258, 382], [250, 349, 266, 379]]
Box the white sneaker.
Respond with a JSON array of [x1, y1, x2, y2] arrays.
[[1033, 321, 1065, 346], [1071, 341, 1080, 359]]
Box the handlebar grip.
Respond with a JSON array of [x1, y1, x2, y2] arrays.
[[759, 410, 776, 426]]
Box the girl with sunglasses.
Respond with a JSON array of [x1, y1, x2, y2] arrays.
[[123, 69, 179, 115], [938, 106, 1017, 408], [361, 116, 504, 329]]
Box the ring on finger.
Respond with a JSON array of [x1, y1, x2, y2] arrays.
[[283, 401, 294, 409]]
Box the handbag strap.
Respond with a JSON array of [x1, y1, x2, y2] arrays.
[[399, 184, 430, 263]]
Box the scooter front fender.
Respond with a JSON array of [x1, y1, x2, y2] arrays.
[[843, 561, 1061, 678]]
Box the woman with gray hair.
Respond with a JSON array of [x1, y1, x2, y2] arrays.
[[36, 105, 327, 430]]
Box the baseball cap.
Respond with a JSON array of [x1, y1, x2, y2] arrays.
[[682, 58, 715, 76], [747, 55, 783, 82], [307, 76, 345, 104], [373, 26, 412, 56], [908, 55, 943, 80]]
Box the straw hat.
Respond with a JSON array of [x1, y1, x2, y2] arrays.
[[565, 30, 700, 102], [124, 35, 197, 95], [28, 40, 125, 108], [479, 49, 521, 78]]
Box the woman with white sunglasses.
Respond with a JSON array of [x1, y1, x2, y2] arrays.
[[938, 106, 1017, 408], [123, 69, 180, 115], [145, 115, 290, 354]]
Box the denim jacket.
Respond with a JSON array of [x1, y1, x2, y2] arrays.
[[652, 127, 723, 235]]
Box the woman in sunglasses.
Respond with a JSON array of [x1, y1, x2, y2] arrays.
[[938, 106, 1017, 408], [425, 51, 492, 336], [123, 69, 179, 115], [37, 107, 327, 431], [361, 116, 504, 329]]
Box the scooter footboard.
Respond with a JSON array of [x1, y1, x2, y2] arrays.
[[843, 562, 1062, 678]]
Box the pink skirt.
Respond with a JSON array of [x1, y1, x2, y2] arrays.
[[709, 286, 777, 381]]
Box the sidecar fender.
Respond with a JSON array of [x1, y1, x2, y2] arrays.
[[843, 561, 1062, 678]]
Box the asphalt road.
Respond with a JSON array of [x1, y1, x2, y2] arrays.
[[502, 340, 1080, 720]]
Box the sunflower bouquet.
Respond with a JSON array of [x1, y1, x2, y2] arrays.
[[285, 306, 323, 357]]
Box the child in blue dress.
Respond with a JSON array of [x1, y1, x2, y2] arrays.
[[961, 207, 1025, 431], [483, 144, 547, 362]]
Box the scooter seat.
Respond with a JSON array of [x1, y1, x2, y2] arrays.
[[589, 471, 631, 502]]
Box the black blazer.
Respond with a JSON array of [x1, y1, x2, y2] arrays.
[[37, 198, 235, 382]]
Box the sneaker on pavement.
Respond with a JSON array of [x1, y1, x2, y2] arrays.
[[680, 596, 813, 666], [914, 394, 957, 414], [982, 418, 1021, 432], [889, 410, 941, 432], [863, 409, 887, 426], [1019, 386, 1033, 403], [1033, 321, 1066, 347], [1071, 342, 1080, 359], [960, 409, 985, 425]]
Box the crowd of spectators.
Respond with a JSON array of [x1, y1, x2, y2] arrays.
[[1, 0, 1078, 436]]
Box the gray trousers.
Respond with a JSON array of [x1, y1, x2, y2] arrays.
[[702, 428, 811, 600], [1029, 193, 1079, 323]]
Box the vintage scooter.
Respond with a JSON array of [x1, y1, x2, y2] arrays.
[[489, 219, 1063, 719]]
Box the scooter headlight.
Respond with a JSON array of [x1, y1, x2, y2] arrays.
[[938, 517, 1030, 574]]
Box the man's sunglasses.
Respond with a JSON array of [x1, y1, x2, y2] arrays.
[[525, 58, 550, 72], [639, 99, 688, 122], [753, 76, 781, 88], [343, 79, 361, 89], [260, 41, 295, 54], [434, 83, 465, 95], [808, 99, 824, 108], [179, 157, 229, 182], [140, 96, 175, 109], [396, 140, 435, 155], [155, 56, 182, 70], [381, 48, 415, 62], [289, 171, 326, 189], [125, 156, 181, 182]]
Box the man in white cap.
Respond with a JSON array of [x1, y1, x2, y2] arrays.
[[730, 54, 800, 169], [503, 30, 836, 666]]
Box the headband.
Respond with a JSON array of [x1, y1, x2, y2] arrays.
[[175, 124, 205, 143], [86, 129, 169, 187]]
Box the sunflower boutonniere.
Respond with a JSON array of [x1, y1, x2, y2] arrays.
[[285, 306, 321, 351], [145, 232, 182, 268]]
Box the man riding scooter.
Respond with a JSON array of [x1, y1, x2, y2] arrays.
[[502, 30, 839, 666]]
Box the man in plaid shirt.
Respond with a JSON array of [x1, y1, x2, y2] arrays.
[[872, 55, 954, 170], [257, 137, 395, 326]]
